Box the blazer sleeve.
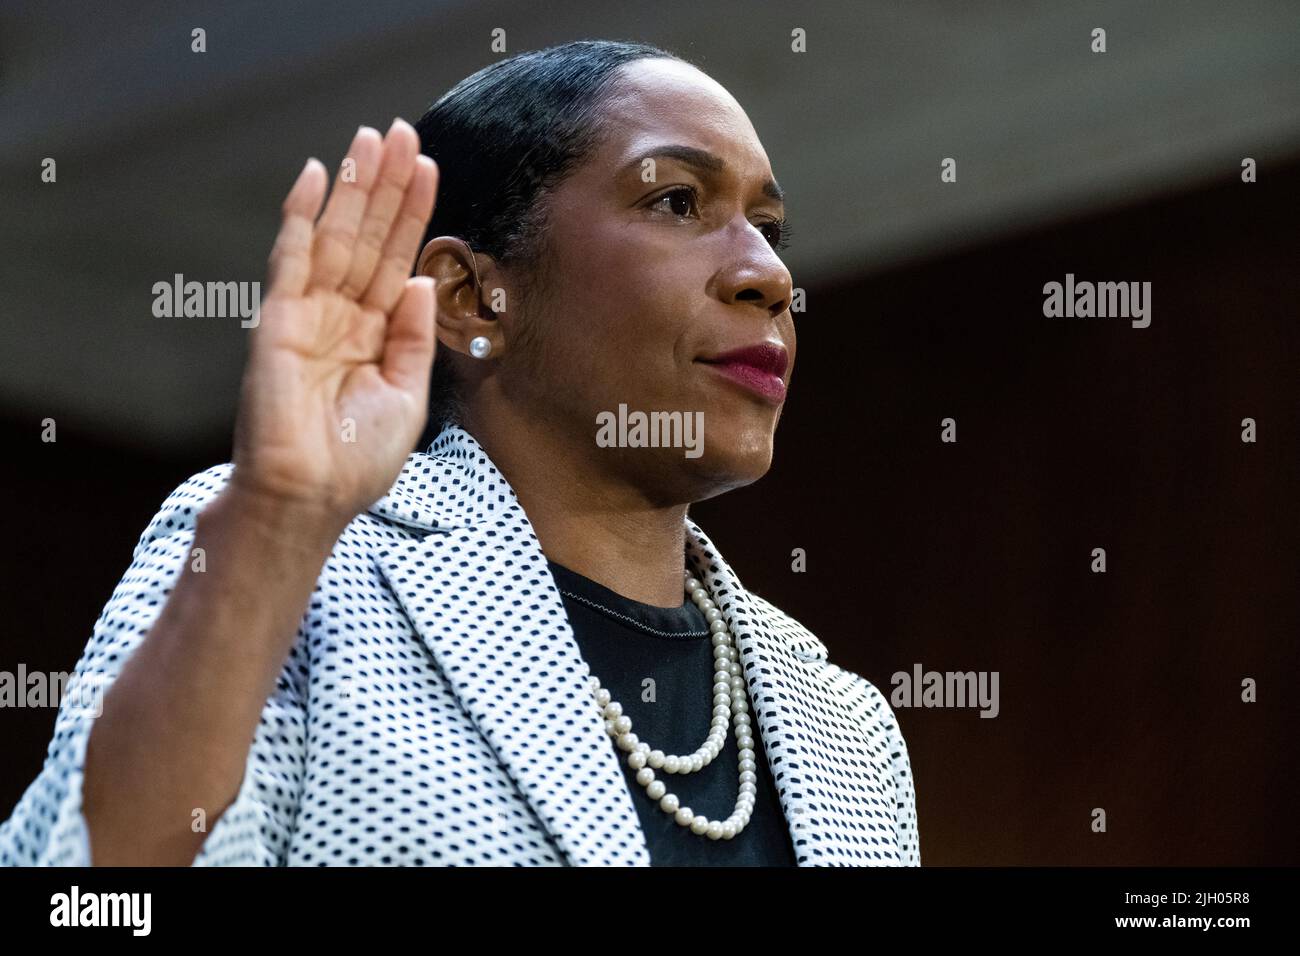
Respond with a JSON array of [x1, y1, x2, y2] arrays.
[[875, 688, 921, 866], [829, 668, 921, 866], [0, 465, 310, 867]]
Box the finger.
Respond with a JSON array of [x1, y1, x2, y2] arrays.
[[308, 126, 383, 291], [363, 154, 439, 314], [339, 119, 420, 301], [380, 276, 437, 395], [267, 158, 327, 298]]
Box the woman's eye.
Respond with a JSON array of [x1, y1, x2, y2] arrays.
[[651, 186, 697, 218], [648, 188, 791, 252], [759, 217, 792, 252]]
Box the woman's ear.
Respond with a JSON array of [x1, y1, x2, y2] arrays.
[[417, 237, 503, 358]]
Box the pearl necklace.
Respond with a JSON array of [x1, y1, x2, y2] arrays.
[[587, 572, 757, 840]]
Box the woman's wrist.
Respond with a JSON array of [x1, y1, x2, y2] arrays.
[[210, 472, 354, 558]]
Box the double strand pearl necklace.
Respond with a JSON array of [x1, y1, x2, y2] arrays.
[[587, 571, 758, 840]]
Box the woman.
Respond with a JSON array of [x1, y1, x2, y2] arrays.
[[0, 40, 918, 866]]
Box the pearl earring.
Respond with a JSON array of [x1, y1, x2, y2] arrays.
[[469, 336, 492, 359]]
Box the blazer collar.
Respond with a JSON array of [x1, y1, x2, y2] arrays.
[[370, 425, 865, 866]]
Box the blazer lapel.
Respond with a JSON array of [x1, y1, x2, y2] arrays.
[[371, 430, 651, 866], [685, 519, 893, 865]]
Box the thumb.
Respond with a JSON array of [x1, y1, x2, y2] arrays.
[[380, 276, 437, 396]]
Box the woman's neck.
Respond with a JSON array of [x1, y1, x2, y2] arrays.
[[465, 416, 691, 608]]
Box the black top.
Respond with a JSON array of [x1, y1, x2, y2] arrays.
[[547, 559, 798, 867]]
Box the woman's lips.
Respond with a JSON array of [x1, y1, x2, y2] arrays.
[[697, 342, 789, 406], [698, 359, 788, 405]]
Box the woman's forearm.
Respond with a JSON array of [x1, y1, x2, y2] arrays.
[[80, 482, 347, 866]]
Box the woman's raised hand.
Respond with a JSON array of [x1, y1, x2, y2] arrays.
[[230, 119, 440, 525]]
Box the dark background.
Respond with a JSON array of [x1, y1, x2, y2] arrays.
[[1, 1, 1296, 864]]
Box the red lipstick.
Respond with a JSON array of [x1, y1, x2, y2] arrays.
[[698, 342, 789, 405]]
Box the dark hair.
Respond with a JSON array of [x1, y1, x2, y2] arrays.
[[412, 39, 688, 449]]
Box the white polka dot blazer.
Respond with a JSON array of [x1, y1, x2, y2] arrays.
[[0, 425, 919, 866]]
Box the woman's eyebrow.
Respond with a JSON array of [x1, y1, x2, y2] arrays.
[[622, 143, 784, 203]]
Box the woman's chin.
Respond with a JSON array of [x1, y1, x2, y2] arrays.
[[678, 431, 776, 495]]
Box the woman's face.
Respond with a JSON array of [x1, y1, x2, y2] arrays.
[[500, 57, 795, 504]]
